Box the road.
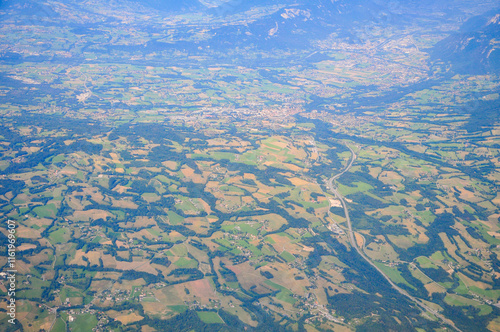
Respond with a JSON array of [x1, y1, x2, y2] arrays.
[[326, 144, 461, 332]]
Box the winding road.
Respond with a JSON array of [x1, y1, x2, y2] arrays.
[[326, 143, 461, 332]]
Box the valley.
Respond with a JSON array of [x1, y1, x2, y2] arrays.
[[0, 0, 499, 331]]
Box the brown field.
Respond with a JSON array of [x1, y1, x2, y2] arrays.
[[66, 196, 86, 210], [17, 225, 41, 239], [130, 148, 148, 155], [71, 209, 112, 221], [94, 272, 121, 280], [272, 263, 309, 296], [128, 228, 158, 241], [378, 170, 404, 186], [289, 177, 314, 186], [354, 232, 364, 248], [255, 214, 287, 232], [14, 260, 32, 274], [116, 260, 158, 275], [112, 278, 146, 292], [252, 192, 270, 203], [492, 193, 500, 207], [70, 250, 102, 266], [267, 233, 306, 256], [127, 216, 157, 228], [107, 310, 144, 325], [438, 233, 470, 267], [59, 165, 78, 175], [90, 279, 114, 292], [111, 197, 138, 209], [282, 163, 303, 172], [18, 243, 37, 252], [116, 250, 130, 260], [100, 254, 118, 269], [198, 198, 213, 214], [226, 261, 268, 293], [458, 272, 491, 290], [365, 239, 400, 262], [181, 166, 205, 183], [154, 286, 185, 307], [424, 282, 446, 296], [243, 173, 256, 180], [184, 217, 210, 233], [113, 185, 130, 194], [28, 249, 51, 265], [13, 193, 29, 204], [141, 300, 170, 316], [179, 278, 216, 302]]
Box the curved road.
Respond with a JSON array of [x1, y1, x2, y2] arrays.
[[326, 144, 461, 332]]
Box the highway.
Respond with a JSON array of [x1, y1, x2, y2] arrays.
[[326, 144, 461, 332]]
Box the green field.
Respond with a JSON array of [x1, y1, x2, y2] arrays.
[[197, 311, 225, 324]]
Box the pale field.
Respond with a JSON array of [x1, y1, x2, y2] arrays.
[[27, 249, 51, 265], [66, 196, 85, 210], [181, 166, 206, 183], [437, 233, 470, 267], [243, 172, 257, 180], [425, 282, 447, 296], [127, 228, 159, 241], [16, 225, 41, 239], [281, 163, 303, 172], [289, 177, 314, 186], [488, 318, 500, 332], [112, 185, 130, 193], [111, 278, 146, 292], [123, 216, 156, 228], [160, 160, 178, 170], [130, 148, 149, 155], [458, 272, 491, 290], [116, 313, 144, 325], [90, 279, 114, 292], [18, 243, 37, 251], [116, 260, 158, 275], [378, 170, 405, 188], [267, 233, 302, 255], [70, 249, 102, 266], [94, 272, 121, 280], [365, 236, 400, 262], [270, 262, 310, 296], [178, 278, 217, 303], [13, 193, 29, 204], [227, 261, 269, 294], [107, 310, 144, 325], [492, 193, 500, 207], [354, 232, 364, 248], [184, 216, 210, 234], [60, 166, 78, 175], [70, 209, 113, 221]]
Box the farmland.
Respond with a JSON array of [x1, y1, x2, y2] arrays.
[[0, 0, 500, 331]]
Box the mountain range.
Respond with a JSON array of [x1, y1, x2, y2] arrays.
[[431, 9, 500, 74]]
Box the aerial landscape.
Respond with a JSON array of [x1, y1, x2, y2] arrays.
[[0, 0, 500, 331]]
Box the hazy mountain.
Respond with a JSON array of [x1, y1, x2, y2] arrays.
[[207, 0, 387, 49], [132, 0, 206, 12], [431, 9, 500, 74], [0, 0, 60, 19]]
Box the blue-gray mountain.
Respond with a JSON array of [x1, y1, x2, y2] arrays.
[[431, 9, 500, 74]]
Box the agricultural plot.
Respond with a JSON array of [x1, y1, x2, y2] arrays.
[[0, 1, 499, 331]]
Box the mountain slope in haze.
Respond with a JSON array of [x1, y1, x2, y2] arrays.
[[130, 0, 206, 12], [207, 0, 387, 49], [431, 9, 500, 74]]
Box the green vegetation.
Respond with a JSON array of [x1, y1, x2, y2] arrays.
[[1, 2, 499, 331]]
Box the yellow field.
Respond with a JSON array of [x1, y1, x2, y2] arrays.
[[71, 209, 112, 221], [107, 310, 144, 325]]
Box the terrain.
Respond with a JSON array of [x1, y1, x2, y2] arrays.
[[0, 0, 500, 331]]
